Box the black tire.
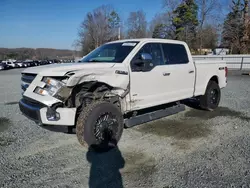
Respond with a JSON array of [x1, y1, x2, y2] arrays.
[[200, 81, 221, 111], [76, 101, 124, 152]]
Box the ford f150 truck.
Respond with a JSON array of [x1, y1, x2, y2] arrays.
[[19, 38, 227, 151]]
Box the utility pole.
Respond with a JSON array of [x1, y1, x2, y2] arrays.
[[117, 21, 122, 40], [118, 26, 121, 40]]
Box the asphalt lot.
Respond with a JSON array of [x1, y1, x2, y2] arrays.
[[0, 68, 250, 188]]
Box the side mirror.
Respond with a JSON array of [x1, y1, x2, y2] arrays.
[[140, 53, 152, 63], [133, 53, 153, 65], [131, 53, 154, 72]]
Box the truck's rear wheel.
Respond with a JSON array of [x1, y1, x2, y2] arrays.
[[76, 101, 124, 152], [200, 81, 221, 111]]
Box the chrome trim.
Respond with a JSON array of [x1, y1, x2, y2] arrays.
[[21, 73, 37, 83], [21, 83, 29, 91], [21, 73, 37, 92]]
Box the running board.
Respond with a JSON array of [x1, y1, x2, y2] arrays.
[[124, 103, 185, 128]]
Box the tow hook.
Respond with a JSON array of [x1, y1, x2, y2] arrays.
[[46, 103, 62, 121]]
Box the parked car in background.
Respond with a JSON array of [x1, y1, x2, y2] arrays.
[[48, 60, 53, 64], [52, 59, 61, 64], [22, 62, 30, 67], [24, 61, 36, 67], [6, 61, 17, 68], [23, 60, 36, 67], [30, 61, 36, 67], [39, 60, 50, 65], [15, 61, 24, 68], [0, 62, 10, 70], [0, 63, 7, 70], [33, 60, 39, 66]]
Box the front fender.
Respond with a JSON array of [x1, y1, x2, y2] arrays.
[[66, 69, 129, 92]]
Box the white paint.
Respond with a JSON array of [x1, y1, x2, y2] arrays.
[[21, 38, 227, 126], [40, 107, 76, 126]]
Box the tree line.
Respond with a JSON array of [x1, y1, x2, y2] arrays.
[[77, 0, 249, 55], [0, 48, 76, 61]]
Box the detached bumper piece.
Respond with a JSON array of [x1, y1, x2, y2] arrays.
[[19, 98, 76, 126]]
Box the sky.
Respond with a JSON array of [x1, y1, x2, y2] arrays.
[[0, 0, 229, 50]]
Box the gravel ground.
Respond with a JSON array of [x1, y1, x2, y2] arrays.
[[0, 68, 250, 188]]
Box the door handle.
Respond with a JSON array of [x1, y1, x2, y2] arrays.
[[189, 70, 194, 74], [163, 72, 170, 76]]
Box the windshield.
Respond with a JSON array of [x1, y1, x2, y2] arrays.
[[80, 41, 139, 63]]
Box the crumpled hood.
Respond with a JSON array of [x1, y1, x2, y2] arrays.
[[65, 63, 129, 90], [22, 62, 116, 76], [22, 62, 130, 92]]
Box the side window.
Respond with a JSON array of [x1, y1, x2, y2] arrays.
[[162, 43, 189, 64], [133, 43, 164, 66]]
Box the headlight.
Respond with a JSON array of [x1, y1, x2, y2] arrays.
[[34, 87, 50, 96], [42, 77, 65, 88], [34, 77, 66, 97]]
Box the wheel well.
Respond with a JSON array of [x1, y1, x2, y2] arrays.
[[210, 76, 218, 84], [72, 81, 113, 98], [89, 82, 113, 92], [68, 81, 116, 108]]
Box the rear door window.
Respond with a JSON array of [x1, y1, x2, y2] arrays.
[[161, 43, 189, 65]]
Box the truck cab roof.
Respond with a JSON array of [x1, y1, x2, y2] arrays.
[[107, 38, 187, 45]]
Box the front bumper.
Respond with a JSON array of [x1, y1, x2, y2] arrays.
[[19, 99, 42, 123], [19, 98, 76, 126]]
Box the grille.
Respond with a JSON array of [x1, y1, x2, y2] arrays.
[[21, 73, 37, 92], [21, 73, 37, 83], [22, 97, 45, 107]]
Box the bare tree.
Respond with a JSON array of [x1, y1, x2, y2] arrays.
[[148, 13, 174, 38], [201, 25, 218, 49], [126, 10, 147, 38], [162, 0, 181, 12], [161, 0, 182, 39], [78, 5, 121, 55], [196, 0, 222, 54]]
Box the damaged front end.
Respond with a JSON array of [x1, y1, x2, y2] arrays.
[[19, 74, 76, 126], [19, 66, 130, 126]]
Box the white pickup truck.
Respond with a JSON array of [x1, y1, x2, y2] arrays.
[[19, 38, 227, 151]]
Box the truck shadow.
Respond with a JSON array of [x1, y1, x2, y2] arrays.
[[182, 98, 203, 110], [136, 118, 211, 140], [39, 125, 75, 134], [86, 145, 125, 188], [182, 99, 250, 121], [136, 105, 250, 141], [185, 106, 250, 121], [86, 145, 157, 188]]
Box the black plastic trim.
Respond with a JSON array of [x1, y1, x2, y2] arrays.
[[124, 103, 185, 128]]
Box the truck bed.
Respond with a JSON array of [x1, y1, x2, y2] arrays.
[[194, 59, 227, 97]]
